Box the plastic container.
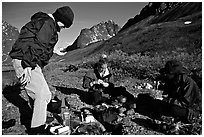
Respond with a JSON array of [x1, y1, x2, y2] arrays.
[[63, 107, 70, 125], [56, 126, 70, 135], [62, 106, 71, 134]]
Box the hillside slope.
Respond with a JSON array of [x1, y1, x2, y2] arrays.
[[93, 12, 201, 55], [55, 2, 201, 63]]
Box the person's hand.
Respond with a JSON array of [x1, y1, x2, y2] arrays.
[[85, 115, 96, 123], [20, 67, 32, 85], [101, 103, 109, 108], [187, 108, 196, 122], [102, 82, 109, 87], [97, 79, 109, 87], [97, 79, 104, 84], [102, 93, 110, 98], [97, 79, 108, 87], [90, 80, 99, 87], [119, 107, 127, 117]]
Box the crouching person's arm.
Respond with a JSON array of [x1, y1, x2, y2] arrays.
[[83, 71, 98, 89]]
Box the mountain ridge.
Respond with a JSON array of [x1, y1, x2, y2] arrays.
[[52, 2, 201, 64]]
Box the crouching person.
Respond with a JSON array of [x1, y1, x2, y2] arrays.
[[156, 60, 202, 123], [83, 56, 114, 105]]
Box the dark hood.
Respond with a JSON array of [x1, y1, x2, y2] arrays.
[[31, 12, 61, 32], [31, 12, 52, 21]]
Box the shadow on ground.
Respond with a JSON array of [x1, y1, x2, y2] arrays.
[[2, 84, 32, 131], [53, 86, 93, 105]]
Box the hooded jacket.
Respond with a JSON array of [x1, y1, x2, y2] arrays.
[[162, 74, 202, 112], [9, 12, 58, 69]]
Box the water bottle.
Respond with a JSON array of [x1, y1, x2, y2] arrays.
[[62, 106, 71, 134]]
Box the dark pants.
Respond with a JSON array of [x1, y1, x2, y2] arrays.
[[135, 94, 188, 122], [89, 83, 115, 105], [89, 90, 109, 105]]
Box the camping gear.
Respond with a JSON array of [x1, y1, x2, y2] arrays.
[[47, 96, 62, 114], [73, 122, 104, 135], [63, 107, 71, 127], [50, 125, 71, 135]]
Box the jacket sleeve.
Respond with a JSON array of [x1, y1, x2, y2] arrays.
[[83, 71, 95, 89], [183, 76, 202, 111], [108, 68, 114, 83]]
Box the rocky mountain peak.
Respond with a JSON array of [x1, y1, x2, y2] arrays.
[[2, 21, 19, 39], [64, 20, 121, 52], [2, 21, 19, 65], [79, 20, 120, 47]]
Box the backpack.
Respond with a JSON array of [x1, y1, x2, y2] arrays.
[[73, 122, 104, 135], [101, 107, 118, 123]]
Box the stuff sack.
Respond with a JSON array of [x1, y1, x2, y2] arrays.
[[99, 107, 119, 124], [47, 96, 62, 114]]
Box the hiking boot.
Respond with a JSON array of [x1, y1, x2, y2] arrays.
[[2, 119, 16, 129], [111, 123, 123, 135], [27, 124, 53, 135], [46, 116, 55, 124]]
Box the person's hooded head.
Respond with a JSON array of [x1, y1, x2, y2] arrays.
[[161, 59, 189, 81], [52, 6, 74, 32], [164, 60, 185, 75]]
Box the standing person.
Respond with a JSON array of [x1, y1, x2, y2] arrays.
[[156, 60, 202, 123], [9, 6, 74, 134]]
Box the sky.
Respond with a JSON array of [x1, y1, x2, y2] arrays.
[[2, 2, 148, 49]]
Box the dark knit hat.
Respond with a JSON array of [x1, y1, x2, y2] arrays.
[[52, 6, 74, 28], [163, 60, 187, 74]]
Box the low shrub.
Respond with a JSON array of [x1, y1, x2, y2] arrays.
[[79, 49, 201, 82]]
